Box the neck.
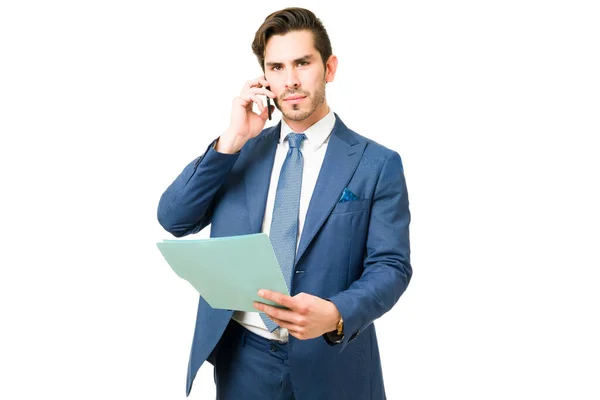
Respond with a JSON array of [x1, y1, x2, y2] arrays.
[[283, 103, 330, 133]]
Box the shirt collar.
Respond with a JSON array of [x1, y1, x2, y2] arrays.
[[279, 109, 336, 152]]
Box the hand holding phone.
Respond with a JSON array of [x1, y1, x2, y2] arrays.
[[218, 76, 275, 153]]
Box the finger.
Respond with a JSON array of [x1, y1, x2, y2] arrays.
[[266, 316, 309, 340], [251, 95, 265, 112], [257, 104, 272, 122], [253, 302, 298, 323], [269, 316, 302, 333], [233, 95, 252, 109], [256, 76, 270, 88], [287, 328, 308, 340], [243, 78, 261, 90], [249, 86, 276, 99], [245, 76, 270, 91], [258, 289, 295, 309], [242, 94, 264, 112]]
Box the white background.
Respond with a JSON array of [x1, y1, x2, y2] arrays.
[[1, 1, 599, 399]]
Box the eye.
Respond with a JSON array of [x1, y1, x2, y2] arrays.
[[298, 61, 309, 67], [271, 65, 282, 71]]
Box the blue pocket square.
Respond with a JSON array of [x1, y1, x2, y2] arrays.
[[338, 188, 359, 203]]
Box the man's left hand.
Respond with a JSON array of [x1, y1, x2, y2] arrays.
[[254, 290, 341, 340]]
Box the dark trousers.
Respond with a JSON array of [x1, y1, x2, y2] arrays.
[[210, 320, 295, 400]]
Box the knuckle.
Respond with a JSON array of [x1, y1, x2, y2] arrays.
[[297, 293, 308, 301]]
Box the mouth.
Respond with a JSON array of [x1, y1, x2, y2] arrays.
[[283, 95, 307, 104]]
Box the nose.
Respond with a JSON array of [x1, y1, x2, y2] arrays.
[[285, 69, 300, 90]]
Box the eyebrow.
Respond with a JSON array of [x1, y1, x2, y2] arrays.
[[265, 54, 314, 68]]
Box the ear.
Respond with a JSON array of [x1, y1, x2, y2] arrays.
[[324, 55, 338, 83]]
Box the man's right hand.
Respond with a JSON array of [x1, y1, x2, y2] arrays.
[[215, 76, 275, 154]]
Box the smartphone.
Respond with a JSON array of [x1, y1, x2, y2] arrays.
[[266, 85, 272, 120]]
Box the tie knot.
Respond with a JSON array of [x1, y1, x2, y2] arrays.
[[286, 133, 306, 149]]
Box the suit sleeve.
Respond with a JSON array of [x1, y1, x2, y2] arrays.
[[327, 151, 412, 351], [157, 139, 240, 237]]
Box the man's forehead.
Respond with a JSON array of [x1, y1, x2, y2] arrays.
[[264, 31, 319, 63]]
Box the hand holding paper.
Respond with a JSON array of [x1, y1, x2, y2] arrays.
[[254, 289, 341, 340]]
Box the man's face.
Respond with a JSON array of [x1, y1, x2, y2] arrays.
[[264, 30, 328, 122]]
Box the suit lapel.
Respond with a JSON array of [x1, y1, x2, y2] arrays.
[[245, 124, 280, 233], [295, 116, 366, 265]]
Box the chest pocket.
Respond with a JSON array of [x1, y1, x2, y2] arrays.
[[330, 198, 371, 215]]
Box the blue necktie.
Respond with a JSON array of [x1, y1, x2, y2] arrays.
[[260, 132, 306, 332]]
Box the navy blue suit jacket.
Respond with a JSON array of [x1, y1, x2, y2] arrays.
[[157, 114, 411, 399]]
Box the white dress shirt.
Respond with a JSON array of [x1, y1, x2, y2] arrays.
[[232, 109, 336, 342]]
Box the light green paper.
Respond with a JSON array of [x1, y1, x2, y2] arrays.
[[156, 233, 289, 312]]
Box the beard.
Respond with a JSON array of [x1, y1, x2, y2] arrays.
[[274, 80, 326, 121]]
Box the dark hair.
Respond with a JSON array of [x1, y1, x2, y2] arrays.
[[252, 7, 332, 71]]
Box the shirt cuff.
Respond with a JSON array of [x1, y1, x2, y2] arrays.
[[323, 330, 344, 345]]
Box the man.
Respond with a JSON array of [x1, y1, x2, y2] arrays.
[[157, 7, 411, 400]]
